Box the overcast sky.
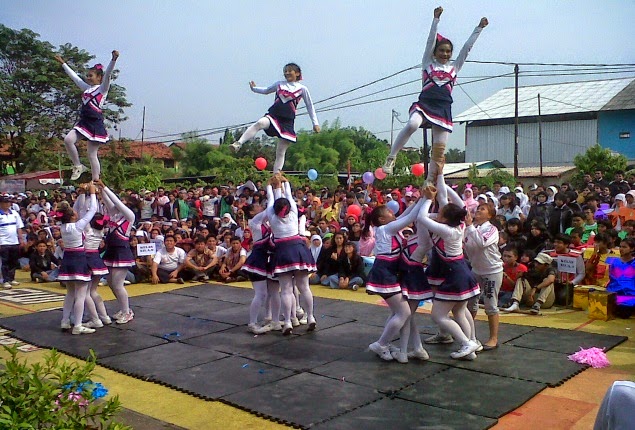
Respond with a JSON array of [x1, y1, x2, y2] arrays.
[[2, 0, 634, 151]]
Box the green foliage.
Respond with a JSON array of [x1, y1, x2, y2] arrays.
[[445, 148, 465, 163], [0, 346, 131, 429], [0, 25, 130, 173], [466, 165, 516, 189], [572, 144, 628, 187]]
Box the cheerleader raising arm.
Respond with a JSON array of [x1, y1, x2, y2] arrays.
[[422, 7, 443, 66], [453, 17, 488, 72], [76, 185, 98, 232], [97, 181, 135, 225]]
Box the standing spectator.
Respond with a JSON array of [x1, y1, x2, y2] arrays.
[[140, 191, 154, 221], [548, 192, 573, 238], [0, 195, 25, 289], [594, 170, 609, 190], [609, 170, 630, 197], [153, 187, 170, 218], [175, 190, 190, 221]]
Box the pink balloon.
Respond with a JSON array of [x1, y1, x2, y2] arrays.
[[255, 157, 267, 170], [375, 167, 387, 180], [411, 163, 425, 177], [347, 205, 362, 217]]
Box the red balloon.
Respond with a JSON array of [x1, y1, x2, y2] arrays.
[[411, 163, 425, 176], [375, 167, 387, 180], [346, 205, 362, 217], [255, 157, 267, 170]]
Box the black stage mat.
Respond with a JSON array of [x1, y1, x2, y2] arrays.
[[0, 284, 627, 429], [507, 326, 628, 355], [312, 397, 498, 430]]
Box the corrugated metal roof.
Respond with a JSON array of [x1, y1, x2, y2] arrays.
[[455, 78, 634, 122], [446, 165, 577, 179], [602, 79, 635, 111]]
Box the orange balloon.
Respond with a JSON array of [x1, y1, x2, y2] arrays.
[[375, 167, 387, 180]]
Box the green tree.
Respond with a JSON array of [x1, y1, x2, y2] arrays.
[[0, 25, 130, 172], [573, 144, 627, 187], [446, 148, 465, 163]]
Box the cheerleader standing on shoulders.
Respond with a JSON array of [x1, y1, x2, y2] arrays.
[[95, 179, 135, 324], [73, 189, 112, 328], [382, 6, 487, 183], [231, 63, 321, 173], [58, 182, 98, 335], [418, 183, 481, 359], [267, 174, 317, 335], [55, 51, 119, 181], [366, 195, 426, 361]]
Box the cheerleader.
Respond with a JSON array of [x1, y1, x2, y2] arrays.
[[55, 51, 119, 181], [58, 182, 98, 335], [366, 196, 426, 361], [73, 190, 111, 328], [417, 183, 481, 359], [243, 194, 281, 334], [382, 6, 487, 182], [267, 174, 316, 335], [231, 64, 321, 173], [95, 179, 135, 324]]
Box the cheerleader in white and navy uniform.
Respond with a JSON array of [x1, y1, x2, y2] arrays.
[[96, 179, 135, 324], [55, 50, 119, 181], [267, 174, 316, 335], [57, 183, 98, 335], [417, 182, 481, 360], [231, 63, 321, 173], [383, 6, 487, 182], [243, 196, 282, 334], [365, 196, 426, 361], [73, 191, 111, 328]]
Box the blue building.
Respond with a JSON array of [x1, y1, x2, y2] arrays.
[[455, 78, 635, 166]]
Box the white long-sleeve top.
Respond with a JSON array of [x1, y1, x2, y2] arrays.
[[464, 221, 503, 275], [267, 182, 299, 239], [74, 194, 103, 251], [62, 60, 116, 112], [417, 200, 464, 258], [253, 81, 319, 126], [372, 199, 426, 256], [61, 194, 97, 249]]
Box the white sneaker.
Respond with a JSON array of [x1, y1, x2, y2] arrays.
[[408, 348, 430, 361], [382, 156, 396, 175], [248, 323, 269, 334], [229, 142, 242, 152], [98, 281, 106, 287], [112, 310, 124, 320], [450, 340, 480, 359], [71, 325, 95, 335], [461, 352, 477, 361], [296, 307, 305, 319], [369, 342, 393, 361], [269, 321, 283, 331], [282, 322, 293, 336], [116, 310, 134, 324], [70, 164, 88, 181], [10, 280, 20, 286], [291, 317, 300, 327], [307, 316, 316, 332], [424, 333, 454, 344], [503, 302, 519, 313], [100, 316, 112, 325], [60, 319, 71, 330], [474, 339, 484, 353], [390, 349, 409, 364], [123, 280, 131, 286], [299, 316, 308, 325], [84, 319, 104, 329], [2, 282, 11, 290]]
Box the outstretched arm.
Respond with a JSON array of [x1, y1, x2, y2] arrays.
[[75, 188, 97, 231], [446, 184, 465, 207], [282, 181, 298, 214], [454, 17, 488, 72], [250, 81, 278, 94], [73, 192, 88, 220], [436, 173, 448, 208], [98, 50, 119, 94], [384, 198, 427, 235], [56, 55, 90, 91], [101, 186, 135, 223], [302, 87, 321, 133], [422, 7, 443, 66]]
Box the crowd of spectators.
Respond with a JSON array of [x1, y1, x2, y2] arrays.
[[3, 168, 634, 316]]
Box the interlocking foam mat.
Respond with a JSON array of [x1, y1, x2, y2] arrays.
[[1, 284, 627, 429]]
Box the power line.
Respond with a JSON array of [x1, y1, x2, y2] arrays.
[[467, 60, 635, 67]]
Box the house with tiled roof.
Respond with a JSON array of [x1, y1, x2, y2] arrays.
[[97, 140, 180, 169], [455, 77, 635, 166]]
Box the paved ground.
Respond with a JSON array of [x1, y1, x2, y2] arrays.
[[0, 270, 633, 429]]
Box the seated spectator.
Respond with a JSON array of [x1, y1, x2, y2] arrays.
[[151, 235, 186, 284], [505, 218, 527, 255], [569, 227, 588, 251], [504, 252, 557, 314], [206, 235, 227, 259], [583, 233, 619, 286], [606, 238, 635, 318], [549, 233, 586, 286], [184, 237, 218, 281], [218, 236, 247, 282], [309, 233, 332, 284], [128, 235, 152, 283], [328, 241, 365, 290], [29, 240, 59, 282], [525, 221, 551, 254], [500, 246, 527, 308], [581, 206, 598, 242]]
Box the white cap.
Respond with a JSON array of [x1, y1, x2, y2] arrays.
[[615, 193, 626, 202]]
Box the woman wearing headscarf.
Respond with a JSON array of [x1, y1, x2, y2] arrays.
[[462, 185, 478, 215]]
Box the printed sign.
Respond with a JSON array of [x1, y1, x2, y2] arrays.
[[557, 256, 577, 274], [0, 288, 64, 304], [137, 242, 157, 256]]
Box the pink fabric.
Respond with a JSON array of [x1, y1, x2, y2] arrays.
[[568, 347, 611, 368]]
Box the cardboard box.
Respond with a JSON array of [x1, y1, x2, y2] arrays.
[[573, 285, 601, 310], [588, 290, 617, 321]]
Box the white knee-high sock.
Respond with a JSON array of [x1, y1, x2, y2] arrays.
[[238, 117, 271, 144], [278, 273, 294, 324], [87, 141, 101, 180], [377, 295, 411, 346], [273, 140, 291, 173], [89, 276, 108, 320], [431, 300, 469, 344], [266, 280, 281, 323], [72, 282, 89, 328], [294, 272, 313, 322], [249, 280, 268, 324], [389, 114, 423, 158], [109, 268, 130, 313]]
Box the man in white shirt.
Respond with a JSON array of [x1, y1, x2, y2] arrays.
[[0, 195, 25, 289], [140, 191, 155, 221], [151, 235, 186, 284]]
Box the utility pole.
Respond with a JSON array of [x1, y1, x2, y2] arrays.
[[140, 106, 146, 158], [537, 93, 543, 178], [513, 64, 519, 178], [423, 128, 429, 178]]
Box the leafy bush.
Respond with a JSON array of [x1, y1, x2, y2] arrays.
[[0, 346, 131, 429]]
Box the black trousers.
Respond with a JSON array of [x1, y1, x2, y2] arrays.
[[0, 244, 20, 283]]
